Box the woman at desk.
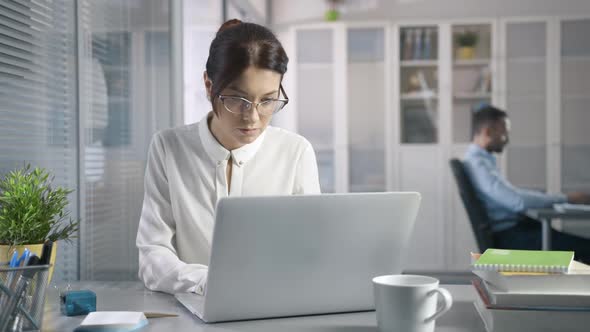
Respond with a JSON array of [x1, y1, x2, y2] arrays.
[[136, 20, 321, 294]]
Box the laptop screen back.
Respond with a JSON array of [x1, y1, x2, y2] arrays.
[[203, 192, 421, 322]]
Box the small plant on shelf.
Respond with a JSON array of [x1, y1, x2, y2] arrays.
[[324, 0, 344, 21], [455, 30, 479, 60]]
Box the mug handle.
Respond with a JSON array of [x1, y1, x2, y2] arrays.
[[424, 287, 453, 323]]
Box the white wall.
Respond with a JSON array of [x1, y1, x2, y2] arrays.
[[227, 0, 268, 23], [183, 0, 221, 124], [273, 0, 590, 26], [184, 0, 222, 26]]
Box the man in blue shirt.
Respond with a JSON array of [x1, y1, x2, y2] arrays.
[[464, 105, 590, 258]]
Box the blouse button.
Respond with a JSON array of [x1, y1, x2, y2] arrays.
[[217, 161, 222, 166], [238, 161, 243, 166]]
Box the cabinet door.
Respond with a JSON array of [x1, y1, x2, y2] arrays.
[[449, 23, 493, 269], [399, 26, 439, 144], [347, 27, 386, 192], [397, 25, 444, 271], [561, 19, 590, 193], [399, 147, 445, 270], [506, 22, 548, 191], [296, 29, 335, 192], [451, 24, 493, 144]]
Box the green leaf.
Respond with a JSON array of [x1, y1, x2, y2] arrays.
[[0, 164, 79, 245]]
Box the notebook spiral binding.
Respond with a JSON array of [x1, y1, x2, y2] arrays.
[[472, 263, 568, 273]]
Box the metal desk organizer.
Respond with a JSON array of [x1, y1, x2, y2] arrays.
[[0, 264, 50, 332]]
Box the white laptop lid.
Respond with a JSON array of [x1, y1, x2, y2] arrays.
[[199, 192, 421, 322]]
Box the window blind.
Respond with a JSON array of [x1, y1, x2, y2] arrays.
[[2, 0, 182, 281], [0, 0, 78, 281], [77, 0, 174, 280]]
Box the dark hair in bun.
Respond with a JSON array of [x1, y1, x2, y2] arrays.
[[206, 19, 289, 112], [216, 18, 242, 35]]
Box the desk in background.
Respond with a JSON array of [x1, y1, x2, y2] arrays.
[[43, 282, 484, 332], [525, 208, 590, 250]]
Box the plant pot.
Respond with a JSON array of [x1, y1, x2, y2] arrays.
[[0, 242, 58, 284], [457, 46, 476, 60]]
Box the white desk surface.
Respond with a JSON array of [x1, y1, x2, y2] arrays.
[[526, 208, 590, 220], [43, 282, 485, 332]]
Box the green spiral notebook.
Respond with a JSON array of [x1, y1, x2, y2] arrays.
[[473, 249, 574, 273]]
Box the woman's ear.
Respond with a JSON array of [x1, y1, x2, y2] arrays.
[[203, 71, 213, 100]]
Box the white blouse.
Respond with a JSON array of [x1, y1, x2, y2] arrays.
[[136, 113, 321, 294]]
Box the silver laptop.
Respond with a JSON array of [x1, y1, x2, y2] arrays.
[[175, 192, 421, 323]]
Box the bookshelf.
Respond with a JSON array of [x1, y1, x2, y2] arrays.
[[454, 58, 491, 66], [288, 17, 590, 273], [401, 60, 438, 67]]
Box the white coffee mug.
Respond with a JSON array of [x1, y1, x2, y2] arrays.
[[372, 274, 453, 332]]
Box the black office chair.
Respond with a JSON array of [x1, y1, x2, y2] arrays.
[[449, 158, 496, 252]]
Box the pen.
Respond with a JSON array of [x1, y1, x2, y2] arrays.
[[17, 248, 30, 267], [23, 242, 53, 327], [144, 312, 179, 318], [29, 253, 47, 327], [9, 250, 18, 267], [5, 249, 28, 293], [39, 241, 53, 265], [0, 256, 41, 331], [6, 249, 29, 291], [0, 250, 20, 309]]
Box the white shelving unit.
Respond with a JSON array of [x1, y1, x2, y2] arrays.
[[454, 59, 491, 66], [559, 18, 590, 224], [453, 92, 492, 99], [287, 16, 590, 272], [401, 60, 438, 67], [401, 92, 438, 100], [289, 22, 390, 194]]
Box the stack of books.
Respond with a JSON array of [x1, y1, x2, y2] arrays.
[[471, 249, 590, 332]]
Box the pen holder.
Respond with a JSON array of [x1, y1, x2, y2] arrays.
[[0, 265, 50, 332]]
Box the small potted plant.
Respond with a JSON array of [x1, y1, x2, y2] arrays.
[[455, 30, 479, 60], [0, 165, 79, 282], [325, 0, 344, 21]]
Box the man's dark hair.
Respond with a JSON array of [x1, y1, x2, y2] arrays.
[[472, 105, 508, 137]]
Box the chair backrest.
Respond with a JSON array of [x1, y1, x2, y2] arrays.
[[449, 158, 495, 252]]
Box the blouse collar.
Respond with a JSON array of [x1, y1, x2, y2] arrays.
[[198, 112, 267, 166]]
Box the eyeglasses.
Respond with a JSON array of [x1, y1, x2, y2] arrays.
[[218, 85, 289, 116]]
